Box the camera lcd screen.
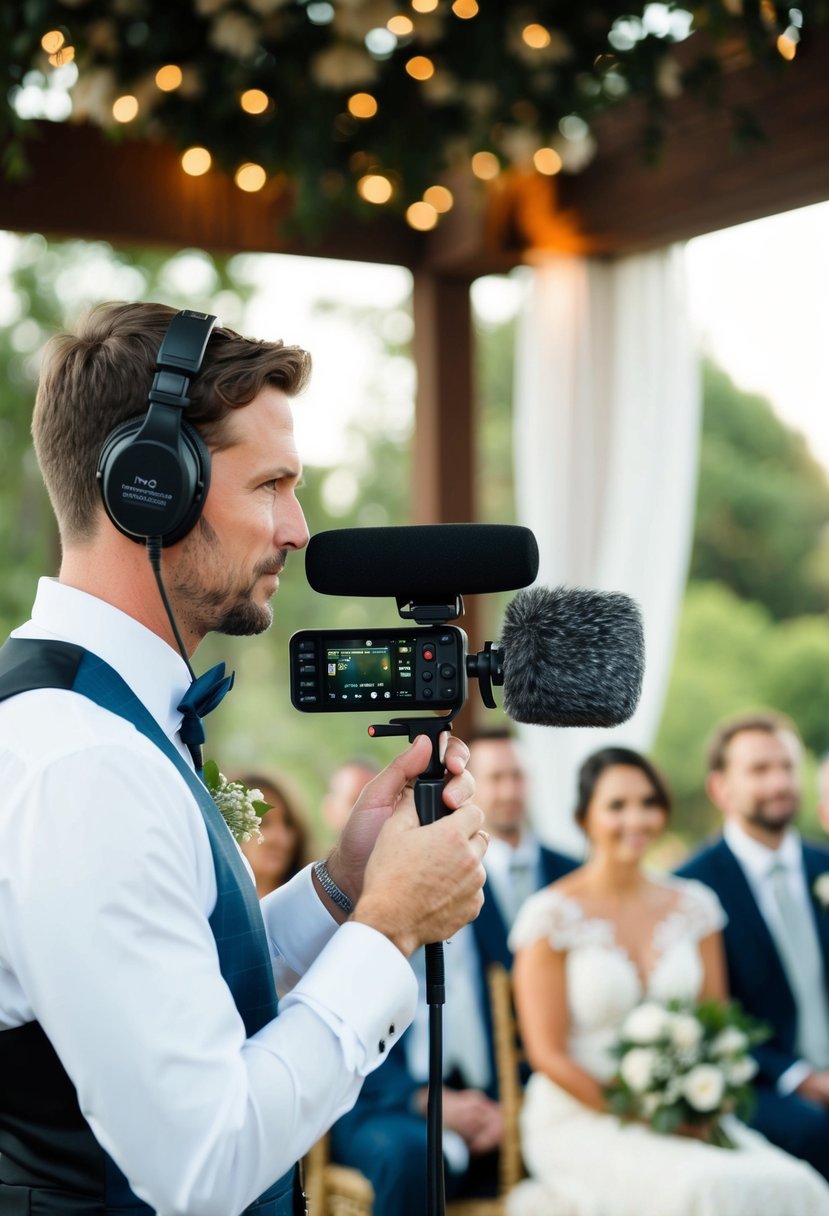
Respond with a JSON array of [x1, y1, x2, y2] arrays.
[[324, 637, 416, 705]]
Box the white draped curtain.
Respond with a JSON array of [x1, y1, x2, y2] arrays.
[[512, 246, 701, 854]]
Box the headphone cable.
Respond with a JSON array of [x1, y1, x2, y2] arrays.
[[146, 536, 197, 682]]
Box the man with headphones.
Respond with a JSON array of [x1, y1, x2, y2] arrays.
[[0, 303, 488, 1216]]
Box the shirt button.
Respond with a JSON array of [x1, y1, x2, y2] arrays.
[[389, 1024, 395, 1035], [378, 1039, 386, 1053]]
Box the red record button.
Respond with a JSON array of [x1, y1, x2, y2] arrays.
[[422, 646, 435, 661]]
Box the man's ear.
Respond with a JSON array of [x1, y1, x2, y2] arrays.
[[706, 770, 726, 812]]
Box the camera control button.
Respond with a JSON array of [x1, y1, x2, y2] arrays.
[[299, 694, 318, 704], [297, 639, 315, 651], [439, 663, 456, 679], [422, 646, 435, 661], [299, 664, 316, 675], [421, 687, 434, 700], [421, 670, 433, 682], [438, 633, 453, 645], [440, 687, 455, 699]]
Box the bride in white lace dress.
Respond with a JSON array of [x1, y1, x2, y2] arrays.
[[508, 746, 829, 1216]]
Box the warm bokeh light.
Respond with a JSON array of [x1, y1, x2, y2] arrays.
[[452, 0, 479, 17], [522, 23, 552, 49], [388, 15, 414, 36], [348, 92, 378, 118], [533, 146, 563, 175], [412, 0, 438, 11], [777, 33, 797, 59], [235, 163, 267, 192], [48, 45, 75, 66], [40, 30, 65, 54], [241, 88, 270, 114], [471, 150, 500, 180], [181, 146, 212, 176], [112, 95, 139, 123], [155, 64, 183, 91], [357, 174, 393, 204], [406, 55, 435, 81], [423, 185, 454, 212], [406, 201, 439, 230]]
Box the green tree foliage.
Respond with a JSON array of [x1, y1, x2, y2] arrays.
[[690, 361, 829, 620]]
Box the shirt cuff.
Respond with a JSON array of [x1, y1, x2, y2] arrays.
[[778, 1060, 812, 1096], [281, 921, 418, 1075], [261, 864, 339, 994]]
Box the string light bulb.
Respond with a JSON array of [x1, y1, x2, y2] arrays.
[[235, 163, 267, 192], [40, 30, 65, 54], [533, 147, 562, 175], [412, 0, 438, 10], [406, 55, 435, 80], [240, 88, 270, 114], [357, 174, 393, 204], [348, 92, 378, 118], [155, 65, 182, 91], [181, 146, 212, 176], [471, 151, 500, 180], [452, 0, 479, 17], [406, 201, 439, 230], [423, 185, 454, 212], [112, 95, 139, 123], [522, 24, 552, 49], [387, 15, 414, 36]]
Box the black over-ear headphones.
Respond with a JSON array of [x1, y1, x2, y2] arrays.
[[97, 309, 218, 546]]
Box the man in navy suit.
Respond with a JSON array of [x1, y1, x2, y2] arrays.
[[679, 711, 829, 1180], [330, 727, 577, 1214]]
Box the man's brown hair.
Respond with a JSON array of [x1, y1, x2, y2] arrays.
[[32, 302, 311, 544], [705, 711, 799, 775]]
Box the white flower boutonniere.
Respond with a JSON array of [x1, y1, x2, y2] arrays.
[[812, 874, 829, 910], [203, 759, 269, 845]]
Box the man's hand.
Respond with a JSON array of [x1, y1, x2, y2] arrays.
[[325, 733, 476, 906], [323, 734, 487, 955], [796, 1070, 829, 1105], [442, 1089, 504, 1155]]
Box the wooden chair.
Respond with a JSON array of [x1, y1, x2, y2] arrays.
[[302, 1133, 374, 1216], [302, 962, 525, 1215], [445, 963, 525, 1216]]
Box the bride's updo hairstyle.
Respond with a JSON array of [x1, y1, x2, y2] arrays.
[[574, 746, 672, 829]]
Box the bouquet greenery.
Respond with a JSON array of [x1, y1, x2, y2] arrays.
[[605, 999, 769, 1148]]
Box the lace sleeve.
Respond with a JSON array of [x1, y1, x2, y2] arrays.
[[508, 887, 585, 954], [677, 877, 728, 940]]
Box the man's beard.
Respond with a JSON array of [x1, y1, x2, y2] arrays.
[[172, 519, 286, 638], [744, 798, 799, 836]]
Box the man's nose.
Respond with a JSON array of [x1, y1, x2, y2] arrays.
[[281, 495, 309, 551]]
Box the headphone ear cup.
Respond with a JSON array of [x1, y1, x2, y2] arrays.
[[162, 420, 211, 547], [97, 413, 211, 546]]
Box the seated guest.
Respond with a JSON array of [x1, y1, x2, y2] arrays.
[[679, 712, 829, 1182], [234, 771, 315, 899], [330, 728, 577, 1215]]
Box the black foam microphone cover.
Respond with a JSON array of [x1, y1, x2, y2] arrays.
[[305, 524, 539, 598], [499, 585, 645, 727]]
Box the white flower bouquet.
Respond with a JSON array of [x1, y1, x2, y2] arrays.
[[605, 999, 769, 1147]]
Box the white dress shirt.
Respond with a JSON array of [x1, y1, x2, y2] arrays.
[[724, 821, 822, 1095], [0, 579, 416, 1216]]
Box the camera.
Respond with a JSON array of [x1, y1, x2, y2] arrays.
[[290, 626, 468, 714]]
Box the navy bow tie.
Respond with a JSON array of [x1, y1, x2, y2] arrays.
[[177, 662, 235, 751]]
